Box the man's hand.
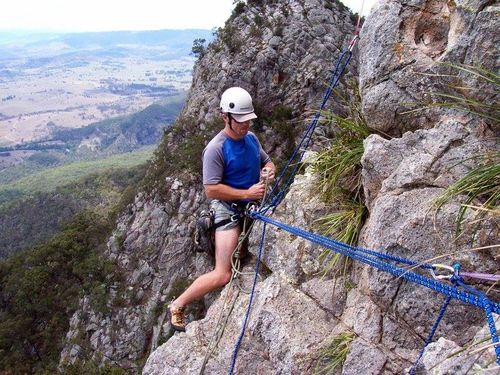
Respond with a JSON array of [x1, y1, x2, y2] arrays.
[[246, 181, 266, 200], [260, 167, 275, 184]]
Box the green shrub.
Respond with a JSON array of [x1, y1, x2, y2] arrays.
[[250, 24, 263, 38], [217, 24, 243, 54], [254, 15, 264, 27], [191, 38, 207, 58], [231, 2, 246, 19]]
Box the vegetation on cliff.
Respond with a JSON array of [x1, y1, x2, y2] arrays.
[[0, 212, 115, 373], [0, 158, 146, 372]]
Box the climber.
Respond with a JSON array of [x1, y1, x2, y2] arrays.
[[168, 86, 276, 332]]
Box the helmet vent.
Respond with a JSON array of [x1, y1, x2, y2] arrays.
[[229, 102, 235, 109]]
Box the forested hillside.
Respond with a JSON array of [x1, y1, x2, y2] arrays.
[[1, 1, 498, 374]]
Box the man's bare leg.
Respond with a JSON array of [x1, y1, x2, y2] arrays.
[[173, 225, 240, 308]]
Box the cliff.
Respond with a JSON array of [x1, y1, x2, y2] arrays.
[[60, 1, 499, 374]]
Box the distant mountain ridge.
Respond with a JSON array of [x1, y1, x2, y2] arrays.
[[0, 29, 214, 60], [0, 98, 184, 155]]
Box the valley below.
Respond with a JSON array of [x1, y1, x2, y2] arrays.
[[0, 29, 211, 257], [0, 29, 211, 147]]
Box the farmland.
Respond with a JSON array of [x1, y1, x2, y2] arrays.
[[0, 29, 211, 146]]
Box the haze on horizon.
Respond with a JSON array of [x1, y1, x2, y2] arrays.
[[0, 0, 377, 33]]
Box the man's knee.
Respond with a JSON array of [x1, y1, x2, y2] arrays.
[[216, 270, 232, 286]]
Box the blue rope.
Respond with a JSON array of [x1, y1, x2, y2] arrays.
[[252, 212, 500, 315], [228, 223, 267, 375], [251, 212, 500, 365], [482, 298, 500, 364], [454, 278, 500, 363], [453, 263, 500, 363], [261, 48, 353, 213], [409, 295, 452, 375]]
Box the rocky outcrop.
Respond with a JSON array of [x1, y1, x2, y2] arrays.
[[359, 0, 499, 135], [62, 0, 499, 373], [59, 0, 357, 371], [60, 178, 208, 369], [182, 0, 357, 127]]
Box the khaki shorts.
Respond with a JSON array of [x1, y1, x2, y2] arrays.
[[210, 200, 241, 232]]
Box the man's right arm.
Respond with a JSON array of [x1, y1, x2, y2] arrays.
[[204, 182, 265, 201]]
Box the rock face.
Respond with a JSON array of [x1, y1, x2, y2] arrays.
[[59, 0, 357, 372], [61, 0, 500, 374], [183, 0, 357, 126], [359, 0, 499, 135], [60, 179, 209, 369]]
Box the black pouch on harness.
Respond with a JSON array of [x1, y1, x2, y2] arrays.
[[194, 209, 216, 257], [193, 207, 242, 257]]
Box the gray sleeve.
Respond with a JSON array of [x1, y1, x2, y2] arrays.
[[202, 139, 224, 185], [260, 148, 271, 166]]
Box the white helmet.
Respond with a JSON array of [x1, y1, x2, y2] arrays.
[[220, 87, 257, 122]]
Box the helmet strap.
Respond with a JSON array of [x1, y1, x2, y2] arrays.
[[228, 113, 234, 130]]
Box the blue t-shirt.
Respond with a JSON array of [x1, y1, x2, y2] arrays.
[[202, 131, 271, 190]]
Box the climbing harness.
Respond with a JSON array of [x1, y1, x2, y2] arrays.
[[194, 201, 251, 257]]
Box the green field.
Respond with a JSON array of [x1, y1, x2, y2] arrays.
[[0, 146, 155, 205]]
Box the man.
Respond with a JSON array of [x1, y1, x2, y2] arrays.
[[169, 87, 275, 332]]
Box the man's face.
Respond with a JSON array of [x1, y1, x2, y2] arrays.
[[231, 118, 251, 138], [223, 113, 251, 139]]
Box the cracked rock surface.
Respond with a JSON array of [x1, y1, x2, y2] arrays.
[[61, 0, 499, 373]]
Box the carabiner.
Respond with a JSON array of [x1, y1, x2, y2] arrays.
[[245, 201, 258, 216], [430, 264, 455, 280]]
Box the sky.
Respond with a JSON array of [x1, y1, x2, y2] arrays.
[[0, 0, 377, 33]]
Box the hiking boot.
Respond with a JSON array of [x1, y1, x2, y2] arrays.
[[168, 302, 186, 332]]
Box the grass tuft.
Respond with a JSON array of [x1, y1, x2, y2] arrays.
[[433, 152, 500, 235], [311, 81, 374, 275], [402, 63, 500, 125], [314, 332, 355, 375], [315, 196, 366, 275]]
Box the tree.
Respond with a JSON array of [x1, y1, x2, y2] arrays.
[[191, 38, 206, 59]]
